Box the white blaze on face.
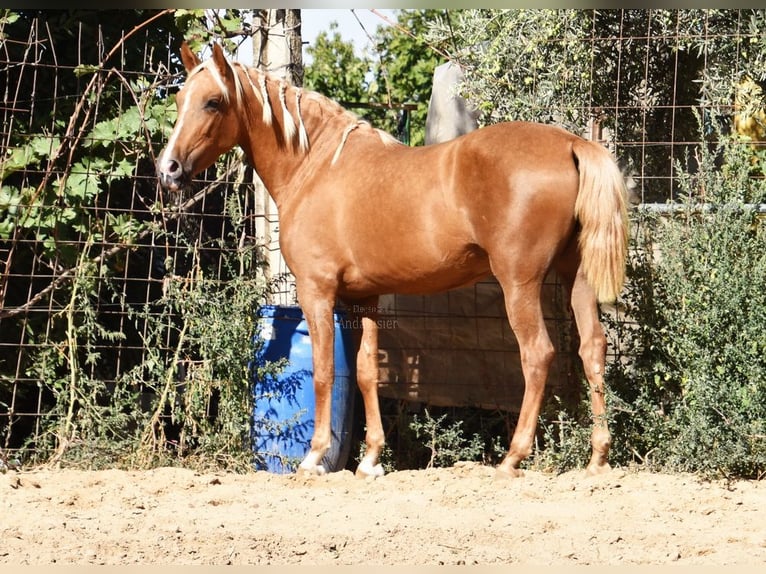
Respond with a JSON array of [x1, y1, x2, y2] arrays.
[[159, 81, 199, 190]]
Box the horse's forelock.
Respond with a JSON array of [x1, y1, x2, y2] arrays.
[[191, 58, 245, 109]]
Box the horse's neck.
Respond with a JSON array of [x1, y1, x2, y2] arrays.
[[235, 66, 359, 203], [230, 68, 294, 196]]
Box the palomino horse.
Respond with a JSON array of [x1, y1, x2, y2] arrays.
[[158, 42, 629, 479]]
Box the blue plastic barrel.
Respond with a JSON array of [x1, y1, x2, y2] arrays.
[[252, 305, 357, 473]]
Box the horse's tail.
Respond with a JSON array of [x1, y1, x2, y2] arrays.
[[571, 139, 629, 303]]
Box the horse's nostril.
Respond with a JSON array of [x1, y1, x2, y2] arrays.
[[164, 158, 181, 176]]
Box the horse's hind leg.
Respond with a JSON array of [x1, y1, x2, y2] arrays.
[[494, 277, 555, 478], [350, 297, 385, 478], [562, 264, 612, 475]]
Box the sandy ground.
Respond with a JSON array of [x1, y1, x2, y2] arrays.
[[1, 462, 764, 566]]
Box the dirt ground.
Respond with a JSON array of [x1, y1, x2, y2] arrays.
[[1, 462, 764, 566]]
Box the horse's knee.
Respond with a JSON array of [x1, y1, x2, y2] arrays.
[[539, 341, 556, 369], [356, 363, 378, 392]]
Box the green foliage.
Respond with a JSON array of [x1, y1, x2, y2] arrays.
[[0, 10, 280, 471], [412, 9, 766, 479], [0, 102, 174, 258], [0, 10, 180, 264], [432, 9, 766, 203], [19, 244, 280, 471], [523, 114, 766, 479], [434, 9, 594, 129], [607, 117, 766, 479], [527, 395, 593, 474], [126, 256, 277, 471], [359, 402, 508, 472], [24, 242, 140, 467], [369, 10, 445, 146], [409, 407, 485, 468], [173, 9, 254, 55], [304, 10, 443, 146], [304, 22, 372, 103], [0, 8, 19, 34]]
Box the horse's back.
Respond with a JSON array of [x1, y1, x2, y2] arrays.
[[451, 121, 581, 163]]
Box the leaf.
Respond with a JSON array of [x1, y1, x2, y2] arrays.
[[0, 10, 19, 25], [117, 107, 143, 136], [88, 118, 118, 149], [0, 185, 21, 211], [107, 159, 134, 182], [74, 64, 101, 77], [0, 218, 14, 239], [31, 136, 58, 157], [1, 135, 60, 179], [58, 207, 78, 223], [65, 168, 101, 201]]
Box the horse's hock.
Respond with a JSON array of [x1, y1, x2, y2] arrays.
[[375, 273, 580, 413]]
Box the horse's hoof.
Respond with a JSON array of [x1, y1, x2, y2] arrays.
[[355, 460, 385, 479], [494, 466, 524, 480], [297, 463, 326, 477], [585, 461, 612, 477]]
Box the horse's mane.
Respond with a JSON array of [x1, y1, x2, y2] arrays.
[[190, 55, 399, 163]]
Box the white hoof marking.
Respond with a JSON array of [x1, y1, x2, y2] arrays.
[[357, 459, 385, 478]]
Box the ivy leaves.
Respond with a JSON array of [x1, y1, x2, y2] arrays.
[[0, 95, 175, 254]]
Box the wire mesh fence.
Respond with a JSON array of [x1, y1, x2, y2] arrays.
[[0, 14, 276, 466], [1, 9, 764, 469]]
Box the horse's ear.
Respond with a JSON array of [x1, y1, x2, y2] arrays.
[[210, 42, 233, 82], [180, 41, 200, 72]]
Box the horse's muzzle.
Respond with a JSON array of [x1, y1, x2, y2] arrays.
[[156, 154, 187, 191]]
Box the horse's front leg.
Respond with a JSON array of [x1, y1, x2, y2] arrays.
[[297, 294, 337, 476]]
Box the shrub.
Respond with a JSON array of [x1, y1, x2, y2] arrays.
[[408, 407, 485, 468], [606, 115, 766, 479], [530, 114, 766, 480]]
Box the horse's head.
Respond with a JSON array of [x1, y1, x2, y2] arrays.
[[158, 42, 242, 191]]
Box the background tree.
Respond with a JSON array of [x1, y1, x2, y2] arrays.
[[430, 9, 766, 203], [368, 9, 446, 146], [303, 22, 372, 105], [304, 10, 446, 146]]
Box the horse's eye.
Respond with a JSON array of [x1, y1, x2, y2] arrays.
[[205, 98, 221, 111]]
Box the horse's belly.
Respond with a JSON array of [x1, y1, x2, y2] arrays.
[[339, 245, 490, 297]]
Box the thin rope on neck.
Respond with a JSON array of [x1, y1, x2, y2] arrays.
[[332, 123, 360, 165]]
